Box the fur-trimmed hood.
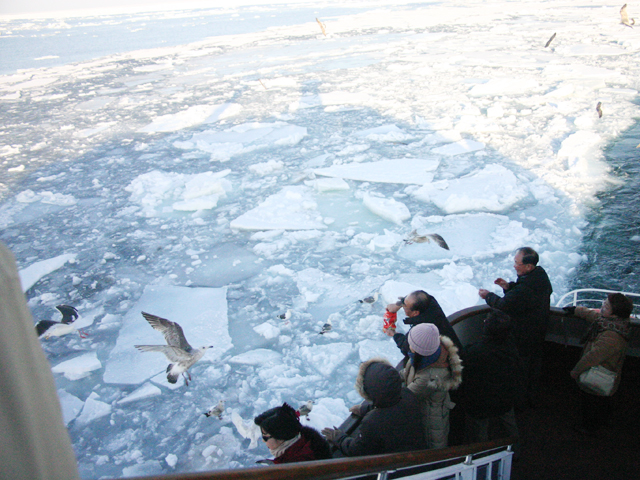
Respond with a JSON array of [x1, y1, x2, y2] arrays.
[[408, 335, 463, 391], [355, 357, 403, 408]]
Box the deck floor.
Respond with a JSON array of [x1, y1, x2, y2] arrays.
[[505, 342, 640, 480]]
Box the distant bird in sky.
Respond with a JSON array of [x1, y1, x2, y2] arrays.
[[319, 323, 332, 335], [545, 32, 556, 48], [204, 400, 225, 419], [35, 305, 86, 339], [359, 292, 379, 304], [596, 102, 603, 118], [620, 4, 635, 27], [404, 230, 450, 250], [298, 400, 314, 418], [135, 312, 212, 386]]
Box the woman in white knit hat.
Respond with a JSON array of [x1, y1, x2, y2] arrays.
[[402, 322, 463, 449]]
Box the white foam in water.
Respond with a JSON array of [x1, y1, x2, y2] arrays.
[[2, 0, 639, 476]]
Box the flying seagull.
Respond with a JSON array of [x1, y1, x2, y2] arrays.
[[596, 102, 603, 118], [35, 305, 86, 339], [204, 400, 225, 419], [298, 400, 314, 418], [135, 312, 212, 386], [545, 32, 556, 48], [620, 4, 635, 27], [404, 230, 450, 250]]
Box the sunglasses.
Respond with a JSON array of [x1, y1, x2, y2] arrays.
[[396, 296, 406, 307], [261, 434, 272, 442]]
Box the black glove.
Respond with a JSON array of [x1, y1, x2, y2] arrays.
[[321, 427, 344, 444], [563, 306, 576, 315]]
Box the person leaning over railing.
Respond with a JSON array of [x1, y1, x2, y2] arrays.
[[564, 293, 633, 435], [254, 403, 331, 464], [322, 358, 426, 456]]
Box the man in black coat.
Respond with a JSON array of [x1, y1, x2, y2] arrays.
[[478, 247, 553, 408], [322, 358, 425, 456], [383, 290, 463, 356], [463, 310, 521, 454]]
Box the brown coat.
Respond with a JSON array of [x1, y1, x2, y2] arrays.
[[571, 306, 629, 396]]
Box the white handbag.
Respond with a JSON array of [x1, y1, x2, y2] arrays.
[[579, 365, 617, 396]]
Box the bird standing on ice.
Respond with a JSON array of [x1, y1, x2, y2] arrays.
[[135, 312, 212, 386], [35, 305, 86, 339], [204, 400, 225, 419]]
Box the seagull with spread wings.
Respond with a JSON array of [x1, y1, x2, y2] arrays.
[[135, 312, 212, 386]]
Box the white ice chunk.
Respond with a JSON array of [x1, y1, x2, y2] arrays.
[[398, 213, 529, 263], [557, 131, 608, 179], [125, 170, 231, 216], [431, 139, 485, 156], [304, 177, 350, 192], [175, 122, 306, 162], [299, 343, 353, 377], [363, 193, 410, 224], [52, 352, 102, 381], [291, 91, 369, 110], [230, 186, 327, 231], [75, 392, 111, 426], [314, 158, 438, 185], [357, 339, 404, 365], [19, 253, 77, 292], [353, 124, 413, 143], [103, 286, 230, 385], [139, 103, 241, 133], [248, 160, 284, 176], [295, 268, 389, 307], [411, 164, 527, 213], [367, 229, 404, 252], [57, 389, 84, 426], [253, 322, 281, 339], [421, 130, 462, 145], [165, 454, 178, 468], [229, 349, 282, 365], [305, 397, 350, 432], [468, 78, 539, 96], [117, 383, 162, 405], [15, 189, 76, 206]]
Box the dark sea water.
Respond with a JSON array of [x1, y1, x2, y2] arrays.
[[574, 113, 640, 295]]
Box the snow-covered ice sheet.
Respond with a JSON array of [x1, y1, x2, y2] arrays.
[[314, 158, 439, 184]]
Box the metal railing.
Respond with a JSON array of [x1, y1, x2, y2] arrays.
[[555, 289, 640, 324], [127, 438, 515, 480]]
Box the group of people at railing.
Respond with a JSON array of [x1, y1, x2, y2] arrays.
[[253, 247, 635, 465]]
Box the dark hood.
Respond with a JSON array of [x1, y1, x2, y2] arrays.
[[355, 357, 402, 408], [519, 266, 553, 295]]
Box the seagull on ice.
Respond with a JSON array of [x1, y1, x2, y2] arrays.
[[35, 305, 86, 339], [319, 323, 332, 335], [204, 400, 225, 419], [278, 309, 292, 321], [359, 292, 379, 304], [135, 312, 212, 386], [404, 230, 450, 250], [298, 400, 314, 418], [620, 4, 635, 27]]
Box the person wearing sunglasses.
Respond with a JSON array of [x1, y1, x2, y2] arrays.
[[254, 403, 331, 464]]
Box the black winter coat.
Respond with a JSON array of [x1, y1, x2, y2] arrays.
[[462, 335, 522, 419], [334, 358, 425, 456], [484, 266, 552, 356], [393, 296, 463, 356]]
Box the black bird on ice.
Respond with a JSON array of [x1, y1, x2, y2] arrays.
[[135, 312, 212, 385]]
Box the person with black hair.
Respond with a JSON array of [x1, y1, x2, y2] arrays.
[[565, 293, 634, 434], [254, 403, 331, 464], [383, 290, 463, 357], [462, 310, 521, 453], [478, 247, 553, 408]]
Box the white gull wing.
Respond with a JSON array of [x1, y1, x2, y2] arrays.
[[141, 312, 194, 352]]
